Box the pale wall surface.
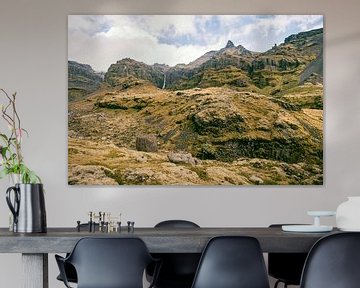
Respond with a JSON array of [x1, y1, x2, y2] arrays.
[[0, 0, 360, 287]]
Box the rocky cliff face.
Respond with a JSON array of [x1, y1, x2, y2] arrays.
[[103, 28, 323, 91], [299, 49, 323, 84], [103, 40, 256, 90], [68, 61, 103, 102], [105, 58, 168, 89], [284, 28, 323, 56]]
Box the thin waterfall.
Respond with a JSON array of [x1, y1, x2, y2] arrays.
[[162, 73, 166, 89]]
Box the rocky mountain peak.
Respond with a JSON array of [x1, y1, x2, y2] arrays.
[[68, 60, 103, 102], [225, 40, 235, 49], [236, 44, 251, 55]]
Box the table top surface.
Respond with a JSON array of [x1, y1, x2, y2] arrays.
[[0, 227, 340, 253]]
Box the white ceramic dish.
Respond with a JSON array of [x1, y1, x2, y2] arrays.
[[307, 211, 336, 217], [282, 225, 333, 232]]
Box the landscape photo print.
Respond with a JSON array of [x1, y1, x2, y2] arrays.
[[68, 15, 323, 185]]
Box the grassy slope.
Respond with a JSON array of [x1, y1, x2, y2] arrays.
[[68, 80, 323, 185]]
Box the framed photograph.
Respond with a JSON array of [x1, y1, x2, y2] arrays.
[[68, 15, 323, 185]]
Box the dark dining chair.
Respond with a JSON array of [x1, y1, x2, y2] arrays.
[[55, 237, 160, 288], [268, 224, 308, 288], [191, 236, 270, 288], [147, 220, 201, 288], [56, 262, 77, 284], [56, 223, 99, 284], [300, 232, 360, 288]]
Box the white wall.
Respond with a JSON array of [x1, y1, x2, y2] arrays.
[[1, 0, 360, 287]]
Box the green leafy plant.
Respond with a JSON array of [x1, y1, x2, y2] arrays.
[[0, 88, 41, 183]]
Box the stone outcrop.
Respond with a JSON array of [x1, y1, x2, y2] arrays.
[[168, 151, 201, 165], [136, 135, 158, 152], [68, 165, 118, 185], [192, 107, 244, 135]]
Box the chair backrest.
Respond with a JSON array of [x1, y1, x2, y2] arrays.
[[268, 224, 308, 285], [191, 236, 270, 288], [155, 220, 200, 228], [67, 237, 154, 288], [300, 232, 360, 288], [151, 220, 201, 286]]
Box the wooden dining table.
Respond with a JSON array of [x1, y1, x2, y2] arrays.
[[0, 226, 339, 288]]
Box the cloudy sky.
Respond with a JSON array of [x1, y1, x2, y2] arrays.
[[68, 15, 323, 72]]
